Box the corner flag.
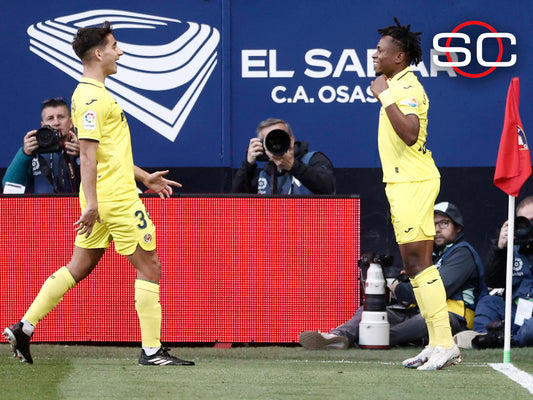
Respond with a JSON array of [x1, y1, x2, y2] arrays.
[[493, 77, 532, 364], [494, 77, 532, 197]]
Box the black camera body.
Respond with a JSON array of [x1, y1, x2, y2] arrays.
[[256, 129, 291, 162], [515, 216, 533, 251], [36, 125, 61, 154], [359, 252, 399, 280]]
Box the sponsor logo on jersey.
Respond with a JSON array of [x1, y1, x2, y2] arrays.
[[400, 97, 419, 108], [83, 111, 97, 130]]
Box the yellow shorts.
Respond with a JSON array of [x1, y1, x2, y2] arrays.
[[75, 197, 156, 255], [385, 178, 440, 244]]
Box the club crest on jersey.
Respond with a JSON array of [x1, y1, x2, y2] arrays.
[[83, 111, 97, 130], [144, 233, 153, 243]]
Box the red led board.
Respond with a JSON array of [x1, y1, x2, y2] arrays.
[[0, 195, 360, 343]]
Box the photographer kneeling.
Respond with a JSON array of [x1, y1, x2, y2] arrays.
[[470, 196, 533, 348], [2, 97, 80, 193], [299, 202, 487, 351], [231, 118, 335, 195]]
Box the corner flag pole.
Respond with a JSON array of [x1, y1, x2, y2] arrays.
[[503, 195, 515, 363]]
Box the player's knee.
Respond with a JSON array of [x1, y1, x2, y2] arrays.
[[67, 249, 102, 282], [147, 258, 161, 282], [130, 249, 161, 282]]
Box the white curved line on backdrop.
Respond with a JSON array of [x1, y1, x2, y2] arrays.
[[55, 9, 180, 25], [117, 24, 214, 72]]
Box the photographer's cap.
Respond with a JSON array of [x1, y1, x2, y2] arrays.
[[434, 202, 464, 228]]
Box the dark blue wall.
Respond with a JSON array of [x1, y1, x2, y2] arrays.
[[1, 0, 531, 265]]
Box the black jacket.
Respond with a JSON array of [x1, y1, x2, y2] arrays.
[[231, 141, 335, 194]]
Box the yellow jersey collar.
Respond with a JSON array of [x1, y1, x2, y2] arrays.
[[80, 77, 104, 88], [389, 66, 413, 84]]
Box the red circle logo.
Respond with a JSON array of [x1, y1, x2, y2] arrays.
[[445, 21, 504, 78]]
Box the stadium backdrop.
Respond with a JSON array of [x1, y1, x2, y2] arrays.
[[0, 1, 531, 341]]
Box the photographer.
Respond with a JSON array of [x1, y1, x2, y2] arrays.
[[231, 118, 335, 194], [299, 202, 487, 353], [471, 196, 533, 347], [2, 97, 80, 193]]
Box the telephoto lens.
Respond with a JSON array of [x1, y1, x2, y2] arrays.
[[359, 260, 390, 348]]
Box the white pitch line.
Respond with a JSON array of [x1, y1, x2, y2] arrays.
[[489, 363, 533, 394]]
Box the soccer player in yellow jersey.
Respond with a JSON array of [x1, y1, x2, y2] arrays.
[[370, 18, 461, 370], [3, 22, 194, 366]]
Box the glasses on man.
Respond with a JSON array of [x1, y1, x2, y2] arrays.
[[435, 219, 451, 229]]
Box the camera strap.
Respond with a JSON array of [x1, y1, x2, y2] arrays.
[[37, 153, 78, 192], [61, 152, 78, 192], [37, 154, 57, 192], [271, 169, 278, 194]]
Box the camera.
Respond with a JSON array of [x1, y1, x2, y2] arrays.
[[256, 129, 291, 162], [515, 216, 533, 252], [36, 125, 61, 154], [359, 253, 399, 281], [358, 253, 391, 348]]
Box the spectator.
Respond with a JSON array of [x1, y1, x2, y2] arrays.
[[231, 118, 335, 194], [299, 202, 487, 350], [466, 196, 533, 348], [2, 97, 80, 193]]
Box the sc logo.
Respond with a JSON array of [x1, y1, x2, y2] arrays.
[[433, 21, 517, 78]]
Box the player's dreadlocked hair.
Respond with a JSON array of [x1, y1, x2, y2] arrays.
[[377, 17, 423, 66]]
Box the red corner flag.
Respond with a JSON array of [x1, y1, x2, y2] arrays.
[[494, 77, 532, 197]]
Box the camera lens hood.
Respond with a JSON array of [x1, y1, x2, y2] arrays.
[[264, 129, 291, 156]]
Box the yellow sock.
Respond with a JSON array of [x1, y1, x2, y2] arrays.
[[135, 280, 162, 348], [425, 319, 436, 348], [411, 282, 436, 348], [23, 267, 76, 327], [411, 266, 454, 348]]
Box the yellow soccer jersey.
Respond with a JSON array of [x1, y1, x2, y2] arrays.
[[72, 77, 137, 202], [377, 66, 440, 183]]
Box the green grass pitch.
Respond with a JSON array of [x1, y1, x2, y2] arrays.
[[1, 344, 532, 399]]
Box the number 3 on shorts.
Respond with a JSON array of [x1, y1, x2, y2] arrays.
[[135, 210, 149, 229]]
